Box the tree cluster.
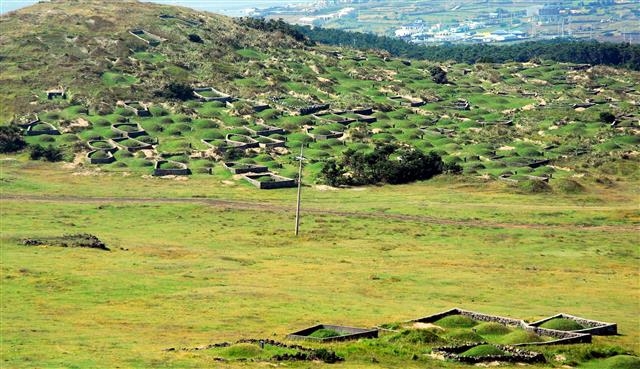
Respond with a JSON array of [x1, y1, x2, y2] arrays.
[[0, 125, 26, 153], [155, 82, 193, 101], [236, 17, 313, 46], [29, 144, 63, 162], [295, 25, 640, 71], [321, 143, 444, 186], [429, 66, 449, 84]]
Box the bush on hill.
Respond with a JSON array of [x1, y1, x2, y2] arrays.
[[321, 143, 443, 186], [0, 125, 26, 153], [29, 144, 63, 162]]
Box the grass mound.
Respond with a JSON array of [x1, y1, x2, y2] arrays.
[[539, 318, 585, 331], [309, 329, 343, 339], [556, 179, 585, 194], [474, 322, 512, 335], [434, 315, 478, 328], [499, 330, 543, 344], [459, 344, 508, 357], [388, 329, 443, 344], [580, 355, 640, 369], [599, 355, 640, 369], [444, 330, 484, 344], [222, 343, 262, 359]]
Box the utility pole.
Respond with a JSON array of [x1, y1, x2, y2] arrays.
[[294, 144, 304, 236]]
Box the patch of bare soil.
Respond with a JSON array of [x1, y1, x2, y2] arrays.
[[61, 117, 90, 133], [315, 185, 338, 191], [474, 361, 502, 367], [63, 152, 88, 170], [412, 322, 444, 331]]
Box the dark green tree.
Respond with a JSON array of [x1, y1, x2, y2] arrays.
[[0, 125, 26, 153]]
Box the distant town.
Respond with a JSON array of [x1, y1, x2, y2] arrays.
[[251, 0, 640, 44]]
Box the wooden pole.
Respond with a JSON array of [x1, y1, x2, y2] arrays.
[[294, 144, 303, 236]]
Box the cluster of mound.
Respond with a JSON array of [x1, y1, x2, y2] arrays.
[[2, 0, 639, 188]]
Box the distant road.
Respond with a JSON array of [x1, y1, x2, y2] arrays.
[[3, 194, 637, 232]]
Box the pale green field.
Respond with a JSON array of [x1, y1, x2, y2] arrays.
[[1, 159, 638, 368]]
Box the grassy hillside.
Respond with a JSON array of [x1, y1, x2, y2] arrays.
[[0, 1, 638, 368], [0, 0, 303, 119], [1, 0, 638, 189]]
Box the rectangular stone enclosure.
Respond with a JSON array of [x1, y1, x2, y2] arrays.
[[287, 324, 379, 342]]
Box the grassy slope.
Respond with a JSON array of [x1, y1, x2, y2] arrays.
[[0, 0, 300, 121], [0, 1, 638, 368], [1, 160, 638, 368]]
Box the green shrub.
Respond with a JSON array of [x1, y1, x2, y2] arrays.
[[43, 112, 60, 120], [61, 134, 79, 142], [29, 144, 63, 162], [194, 119, 218, 129], [0, 125, 26, 153], [518, 179, 551, 193], [556, 179, 585, 194], [94, 118, 111, 127]]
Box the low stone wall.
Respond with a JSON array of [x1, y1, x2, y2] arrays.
[[433, 343, 546, 364], [458, 309, 525, 327], [305, 127, 343, 140], [129, 29, 162, 46], [411, 308, 461, 324], [529, 313, 617, 336], [287, 324, 378, 342], [519, 326, 591, 345], [25, 121, 60, 136], [223, 162, 269, 174], [258, 138, 285, 148], [388, 96, 425, 107], [246, 125, 286, 136], [193, 87, 235, 103], [87, 140, 118, 153], [351, 107, 373, 115], [299, 103, 330, 115], [153, 160, 191, 176], [111, 123, 146, 138], [122, 101, 151, 117], [252, 104, 271, 112], [357, 114, 377, 123], [412, 308, 607, 346], [242, 174, 296, 189], [110, 137, 153, 152], [86, 150, 115, 164], [225, 134, 259, 149]]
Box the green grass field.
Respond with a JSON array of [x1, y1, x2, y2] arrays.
[[1, 1, 639, 367], [1, 159, 638, 368]]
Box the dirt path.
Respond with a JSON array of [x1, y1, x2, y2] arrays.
[[1, 194, 637, 232]]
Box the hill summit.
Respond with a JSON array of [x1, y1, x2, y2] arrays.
[[0, 0, 306, 119]]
